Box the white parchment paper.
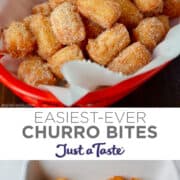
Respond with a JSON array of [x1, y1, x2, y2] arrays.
[[41, 21, 180, 106], [0, 0, 180, 106]]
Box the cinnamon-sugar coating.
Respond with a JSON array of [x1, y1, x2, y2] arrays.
[[18, 55, 57, 86], [133, 17, 166, 51], [87, 23, 130, 66], [50, 2, 86, 45], [108, 42, 152, 75]]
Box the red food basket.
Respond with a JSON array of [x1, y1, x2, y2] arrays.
[[0, 54, 169, 107]]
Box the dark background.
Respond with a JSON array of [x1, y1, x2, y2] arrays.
[[1, 56, 180, 107]]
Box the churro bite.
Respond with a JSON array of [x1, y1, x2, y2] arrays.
[[157, 15, 170, 33], [163, 0, 180, 18], [134, 0, 164, 16], [133, 17, 166, 51], [109, 176, 126, 180], [77, 0, 121, 28], [4, 22, 35, 58], [23, 15, 36, 28], [87, 24, 130, 66], [56, 178, 69, 180], [49, 0, 77, 9], [82, 18, 104, 39], [77, 17, 104, 53], [115, 0, 143, 28], [32, 2, 52, 16], [48, 44, 84, 79], [108, 42, 152, 75], [18, 55, 57, 86], [50, 2, 86, 45], [29, 14, 61, 60]]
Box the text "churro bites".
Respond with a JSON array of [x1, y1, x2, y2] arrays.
[[77, 0, 121, 28], [87, 24, 130, 66], [50, 2, 86, 45]]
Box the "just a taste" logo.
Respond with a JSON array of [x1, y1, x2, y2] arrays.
[[55, 142, 125, 158], [22, 110, 158, 158]]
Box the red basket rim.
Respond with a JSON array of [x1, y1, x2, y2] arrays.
[[0, 54, 170, 107]]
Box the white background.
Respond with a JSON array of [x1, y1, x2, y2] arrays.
[[0, 108, 180, 160]]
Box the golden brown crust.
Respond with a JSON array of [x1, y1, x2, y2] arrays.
[[78, 17, 104, 53], [133, 17, 166, 51], [157, 15, 170, 34], [108, 42, 152, 75], [82, 17, 104, 39], [134, 0, 164, 15], [18, 55, 57, 86], [50, 2, 86, 45], [32, 2, 52, 16], [109, 177, 126, 180], [163, 0, 180, 18], [29, 14, 61, 60], [77, 0, 121, 28], [49, 0, 77, 9], [87, 23, 130, 66], [4, 22, 35, 58], [23, 15, 36, 28], [48, 44, 84, 79], [115, 0, 143, 28]]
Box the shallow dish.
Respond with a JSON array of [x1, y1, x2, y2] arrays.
[[29, 161, 180, 180]]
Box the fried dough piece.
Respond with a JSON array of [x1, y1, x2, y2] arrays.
[[108, 42, 151, 75], [157, 15, 170, 33], [134, 0, 164, 15], [78, 17, 103, 53], [115, 0, 143, 28], [163, 0, 180, 18], [131, 178, 142, 180], [18, 55, 57, 86], [109, 176, 126, 180], [77, 0, 121, 28], [87, 23, 130, 66], [32, 2, 52, 16], [48, 44, 84, 79], [50, 2, 86, 45], [49, 0, 77, 9], [23, 15, 36, 28], [4, 22, 35, 58], [133, 17, 166, 51], [29, 14, 61, 60], [83, 17, 104, 39]]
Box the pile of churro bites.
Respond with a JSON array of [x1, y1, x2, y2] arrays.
[[2, 0, 180, 87]]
